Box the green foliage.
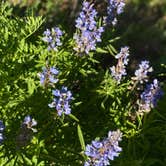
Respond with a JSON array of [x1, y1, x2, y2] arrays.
[[0, 1, 165, 166], [97, 70, 140, 137]]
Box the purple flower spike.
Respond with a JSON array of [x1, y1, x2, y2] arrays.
[[48, 86, 73, 116], [133, 60, 153, 84], [43, 27, 63, 51], [138, 79, 164, 114], [74, 1, 104, 54], [84, 130, 122, 166], [39, 66, 59, 87], [106, 0, 125, 26], [110, 46, 129, 83]]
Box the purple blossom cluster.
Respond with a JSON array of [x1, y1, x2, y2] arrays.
[[39, 66, 59, 87], [138, 79, 164, 113], [0, 120, 5, 144], [110, 46, 129, 83], [48, 86, 73, 116], [43, 27, 63, 51], [84, 130, 122, 166], [106, 0, 125, 26], [133, 61, 153, 84], [23, 115, 37, 133], [74, 1, 104, 54]]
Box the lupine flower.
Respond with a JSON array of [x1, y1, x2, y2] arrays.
[[106, 0, 125, 26], [74, 1, 104, 54], [84, 130, 122, 166], [138, 79, 164, 114], [39, 66, 59, 87], [110, 46, 129, 83], [0, 120, 5, 144], [16, 116, 37, 147], [23, 115, 37, 133], [48, 86, 73, 116], [132, 60, 153, 84], [43, 27, 63, 51]]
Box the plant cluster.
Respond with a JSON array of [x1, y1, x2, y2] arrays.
[[0, 0, 165, 165]]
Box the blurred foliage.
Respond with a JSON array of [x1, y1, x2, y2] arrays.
[[117, 0, 166, 80]]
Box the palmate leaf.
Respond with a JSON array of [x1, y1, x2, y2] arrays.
[[0, 1, 12, 16], [20, 16, 45, 39]]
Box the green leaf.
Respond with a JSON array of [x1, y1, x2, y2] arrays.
[[126, 120, 136, 129], [109, 36, 120, 43], [137, 114, 143, 128], [69, 114, 79, 122], [22, 154, 32, 165], [77, 124, 85, 151], [107, 44, 117, 55], [38, 161, 45, 166], [32, 156, 38, 165], [101, 96, 108, 110], [27, 78, 36, 95], [79, 69, 88, 76], [74, 101, 82, 106], [21, 16, 45, 39], [96, 47, 108, 53]]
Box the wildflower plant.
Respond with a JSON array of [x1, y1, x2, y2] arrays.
[[0, 1, 165, 166]]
